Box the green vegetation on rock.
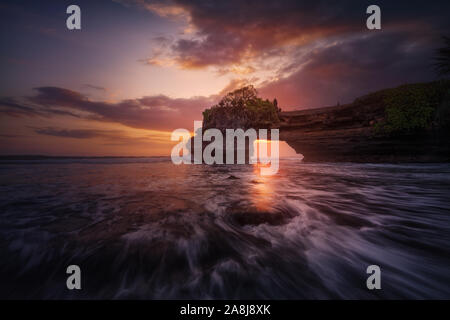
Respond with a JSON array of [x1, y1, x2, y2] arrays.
[[372, 80, 450, 134], [202, 86, 280, 130]]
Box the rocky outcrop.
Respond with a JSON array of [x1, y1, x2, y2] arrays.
[[279, 82, 450, 162], [280, 110, 448, 163], [198, 81, 450, 163]]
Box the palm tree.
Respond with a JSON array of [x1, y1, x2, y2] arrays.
[[434, 36, 450, 77]]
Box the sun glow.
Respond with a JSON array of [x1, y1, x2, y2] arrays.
[[253, 139, 303, 160]]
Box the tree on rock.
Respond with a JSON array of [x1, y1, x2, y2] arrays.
[[202, 86, 280, 130], [217, 85, 258, 109]]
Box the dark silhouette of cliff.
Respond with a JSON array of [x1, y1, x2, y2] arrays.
[[279, 80, 450, 162]]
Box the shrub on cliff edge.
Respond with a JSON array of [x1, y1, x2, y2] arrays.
[[374, 80, 450, 134]]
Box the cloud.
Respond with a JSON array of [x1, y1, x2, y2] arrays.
[[144, 1, 188, 18], [0, 134, 22, 138], [0, 96, 83, 119], [32, 127, 120, 139], [119, 0, 450, 108], [84, 84, 107, 92], [0, 87, 217, 131], [143, 0, 361, 69], [135, 0, 450, 73], [30, 126, 170, 146], [259, 30, 437, 108]]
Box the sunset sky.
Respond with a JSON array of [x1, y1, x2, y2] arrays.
[[1, 0, 449, 156]]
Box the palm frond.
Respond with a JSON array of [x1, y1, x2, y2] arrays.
[[434, 36, 450, 76]]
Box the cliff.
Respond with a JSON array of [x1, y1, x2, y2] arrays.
[[200, 81, 450, 163], [279, 81, 450, 162]]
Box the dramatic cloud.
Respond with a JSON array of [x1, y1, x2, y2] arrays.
[[122, 0, 450, 109], [259, 30, 438, 108], [0, 87, 217, 131], [138, 0, 450, 71], [142, 0, 363, 69], [0, 96, 83, 119]]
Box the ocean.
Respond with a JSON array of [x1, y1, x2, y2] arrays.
[[0, 158, 449, 299]]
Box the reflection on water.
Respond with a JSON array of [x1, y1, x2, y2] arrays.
[[0, 158, 449, 299], [251, 163, 275, 212]]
